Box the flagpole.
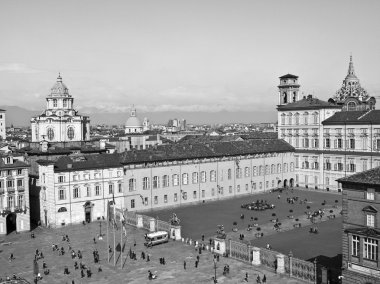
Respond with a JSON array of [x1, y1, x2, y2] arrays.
[[107, 201, 109, 263], [120, 203, 123, 269], [113, 198, 116, 267]]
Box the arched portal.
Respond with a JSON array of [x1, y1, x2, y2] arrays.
[[283, 179, 288, 188], [6, 213, 17, 234], [289, 178, 294, 187], [84, 201, 93, 223]]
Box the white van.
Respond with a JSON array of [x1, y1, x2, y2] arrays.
[[144, 231, 169, 247]]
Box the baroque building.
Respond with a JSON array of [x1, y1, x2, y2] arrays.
[[125, 106, 143, 134], [277, 56, 380, 191], [36, 139, 295, 227], [31, 74, 90, 142], [339, 167, 380, 283]]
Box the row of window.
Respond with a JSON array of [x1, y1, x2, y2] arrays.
[[352, 235, 378, 261], [127, 165, 292, 191], [58, 170, 123, 183], [50, 98, 71, 108], [58, 183, 122, 200], [0, 179, 24, 189], [0, 195, 24, 209], [0, 169, 24, 177], [280, 112, 319, 126], [129, 180, 280, 208]]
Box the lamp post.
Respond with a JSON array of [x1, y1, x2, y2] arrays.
[[213, 258, 217, 283], [98, 219, 103, 240]]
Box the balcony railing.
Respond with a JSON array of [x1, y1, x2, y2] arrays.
[[7, 187, 15, 194], [17, 187, 25, 192]]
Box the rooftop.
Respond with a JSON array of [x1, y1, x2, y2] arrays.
[[322, 109, 380, 125], [279, 74, 299, 79], [277, 96, 339, 111], [39, 139, 294, 172], [337, 166, 380, 185]]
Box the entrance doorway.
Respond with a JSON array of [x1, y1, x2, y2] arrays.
[[84, 201, 92, 223], [6, 213, 17, 234], [289, 178, 294, 187], [283, 179, 288, 188]]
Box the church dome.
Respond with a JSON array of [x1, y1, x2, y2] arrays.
[[126, 116, 142, 127], [49, 73, 70, 97], [125, 107, 143, 127]]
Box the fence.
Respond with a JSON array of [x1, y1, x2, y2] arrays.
[[124, 211, 137, 227], [141, 215, 151, 230], [228, 240, 252, 263], [224, 238, 316, 283], [156, 219, 171, 232], [260, 247, 278, 272]]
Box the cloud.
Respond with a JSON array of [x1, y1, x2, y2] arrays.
[[0, 63, 41, 74]]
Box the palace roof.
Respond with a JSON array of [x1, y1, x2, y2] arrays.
[[322, 110, 380, 125], [41, 139, 294, 172], [277, 95, 339, 111], [337, 166, 380, 185]]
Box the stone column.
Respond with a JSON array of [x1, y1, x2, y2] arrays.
[[214, 238, 226, 255], [170, 226, 182, 240], [276, 254, 285, 274], [136, 215, 143, 228], [252, 247, 261, 266], [288, 251, 293, 276], [149, 218, 156, 232]]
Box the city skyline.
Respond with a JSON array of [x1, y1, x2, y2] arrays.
[[1, 0, 380, 123]]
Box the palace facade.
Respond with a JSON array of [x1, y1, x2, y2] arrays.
[[0, 154, 30, 235], [339, 167, 380, 283], [36, 139, 295, 227], [277, 56, 380, 191], [31, 74, 90, 143]]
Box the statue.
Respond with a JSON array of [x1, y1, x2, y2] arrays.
[[216, 224, 226, 239], [170, 213, 180, 226]]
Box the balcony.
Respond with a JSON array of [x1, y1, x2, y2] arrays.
[[7, 187, 15, 194], [17, 187, 25, 192]]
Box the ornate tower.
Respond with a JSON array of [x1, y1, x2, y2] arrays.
[[278, 74, 300, 105]]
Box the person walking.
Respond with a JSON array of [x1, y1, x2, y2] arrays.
[[262, 274, 267, 283], [183, 260, 186, 270]]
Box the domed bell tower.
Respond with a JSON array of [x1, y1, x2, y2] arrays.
[[278, 74, 300, 105]]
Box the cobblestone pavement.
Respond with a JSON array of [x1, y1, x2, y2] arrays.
[[0, 222, 306, 284]]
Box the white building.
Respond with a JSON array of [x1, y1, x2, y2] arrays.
[[31, 74, 90, 142], [36, 139, 295, 227], [0, 109, 5, 140], [277, 56, 379, 191], [0, 154, 30, 235], [125, 107, 143, 134]]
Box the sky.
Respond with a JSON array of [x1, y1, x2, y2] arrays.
[[0, 0, 380, 123]]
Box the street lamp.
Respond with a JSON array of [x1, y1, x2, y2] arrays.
[[98, 219, 103, 240], [213, 258, 217, 283]]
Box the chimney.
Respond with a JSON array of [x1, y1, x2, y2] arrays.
[[307, 94, 313, 100]]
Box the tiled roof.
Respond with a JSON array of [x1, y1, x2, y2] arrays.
[[42, 139, 294, 172], [53, 154, 123, 172], [344, 227, 380, 238], [240, 132, 278, 140], [0, 159, 29, 169], [277, 97, 339, 111], [121, 139, 294, 165], [337, 167, 380, 185], [322, 110, 380, 125]]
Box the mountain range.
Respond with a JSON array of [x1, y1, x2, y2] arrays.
[[0, 105, 277, 127]]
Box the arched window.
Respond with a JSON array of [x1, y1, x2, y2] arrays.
[[283, 92, 288, 104], [295, 113, 300, 125], [162, 175, 169, 187], [303, 112, 308, 125], [210, 170, 216, 182], [143, 177, 149, 190], [288, 113, 292, 125], [58, 207, 67, 212], [277, 163, 282, 173], [281, 114, 286, 125], [53, 99, 57, 107], [182, 173, 188, 185], [67, 127, 75, 140], [313, 112, 319, 124], [271, 164, 275, 174], [153, 176, 160, 188], [227, 169, 232, 180], [348, 101, 356, 111], [47, 128, 54, 141], [172, 174, 179, 186], [63, 99, 67, 108], [259, 166, 264, 176]]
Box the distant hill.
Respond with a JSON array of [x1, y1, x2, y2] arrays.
[[0, 106, 40, 127], [0, 105, 277, 127]]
